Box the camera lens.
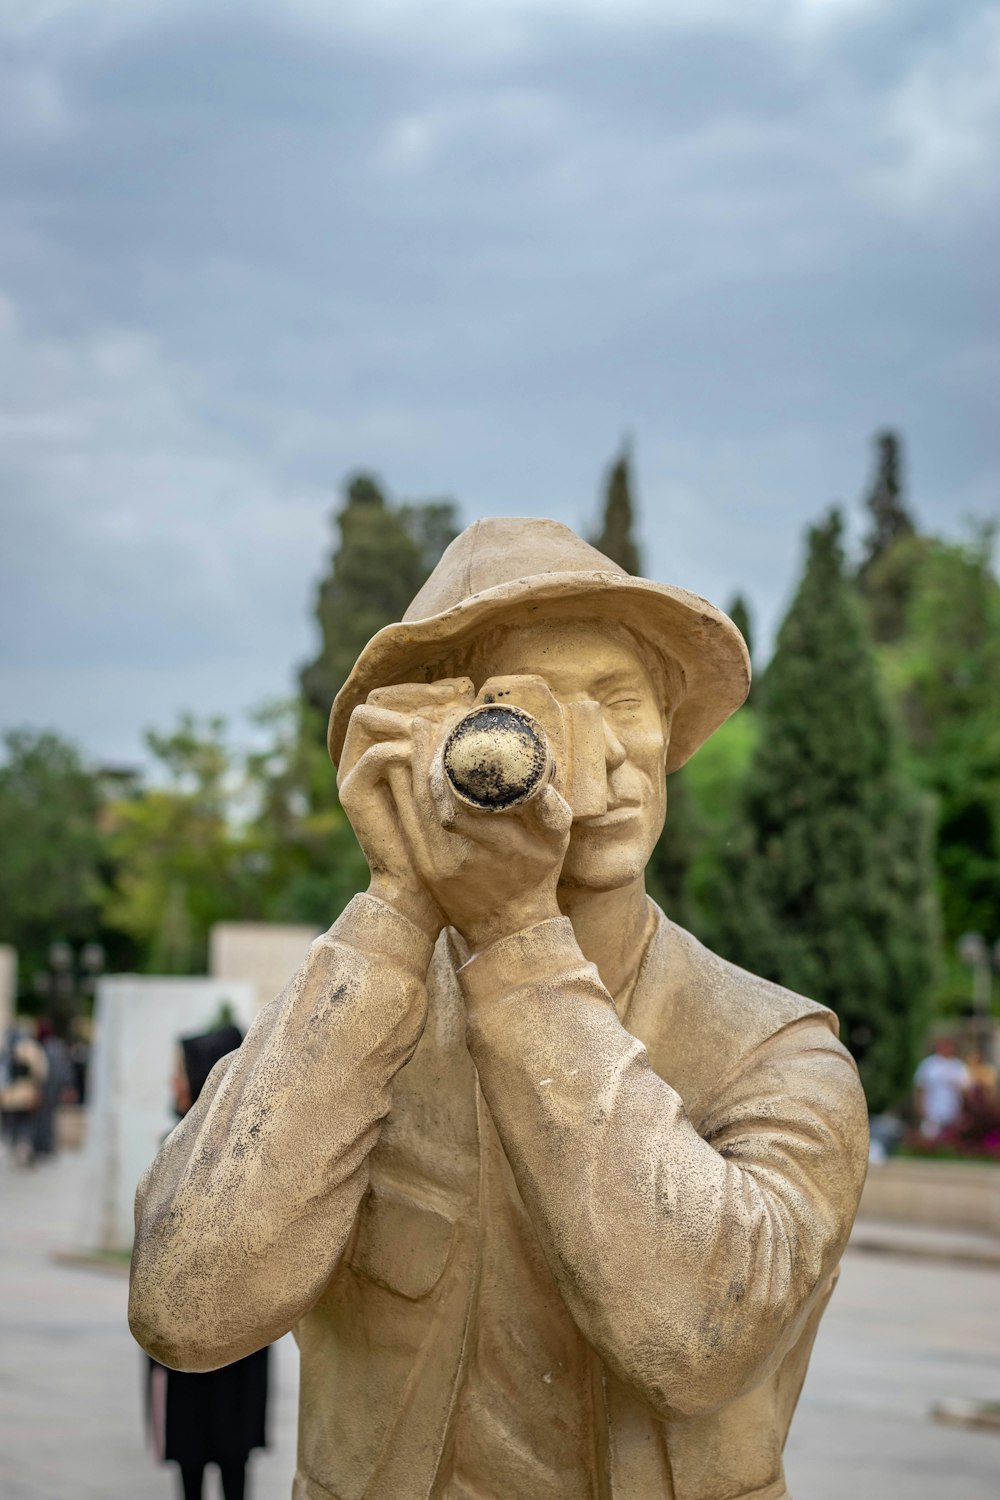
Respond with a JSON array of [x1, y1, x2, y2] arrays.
[[443, 704, 550, 810]]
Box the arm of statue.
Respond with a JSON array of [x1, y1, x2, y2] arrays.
[[128, 692, 449, 1374], [129, 893, 434, 1372], [458, 920, 869, 1421]]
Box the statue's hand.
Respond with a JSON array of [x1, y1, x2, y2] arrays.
[[338, 679, 474, 936], [339, 680, 572, 951]]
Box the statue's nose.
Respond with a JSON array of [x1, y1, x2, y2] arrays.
[[604, 720, 627, 772]]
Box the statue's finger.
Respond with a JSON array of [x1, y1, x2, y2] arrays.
[[338, 706, 413, 786]]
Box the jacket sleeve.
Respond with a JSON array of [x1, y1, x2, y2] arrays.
[[460, 917, 869, 1420], [128, 893, 434, 1372]]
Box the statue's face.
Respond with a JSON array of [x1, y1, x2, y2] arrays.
[[482, 619, 669, 891]]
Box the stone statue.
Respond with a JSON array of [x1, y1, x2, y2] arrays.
[[129, 519, 869, 1500]]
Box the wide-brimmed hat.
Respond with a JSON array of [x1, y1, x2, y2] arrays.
[[328, 517, 750, 774]]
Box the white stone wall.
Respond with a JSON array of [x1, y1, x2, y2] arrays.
[[209, 921, 319, 1014], [80, 975, 255, 1253], [0, 945, 15, 1037]]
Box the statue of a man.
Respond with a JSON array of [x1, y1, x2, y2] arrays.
[[130, 519, 868, 1500]]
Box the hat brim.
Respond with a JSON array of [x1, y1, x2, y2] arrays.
[[328, 570, 750, 775]]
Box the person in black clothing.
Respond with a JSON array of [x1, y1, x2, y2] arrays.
[[146, 1024, 270, 1500], [33, 1019, 75, 1158]]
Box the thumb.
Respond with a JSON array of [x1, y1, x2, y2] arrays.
[[530, 784, 573, 840]]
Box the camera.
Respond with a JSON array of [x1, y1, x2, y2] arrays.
[[441, 674, 607, 819]]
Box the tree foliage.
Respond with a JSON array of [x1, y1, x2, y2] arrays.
[[0, 730, 108, 998], [645, 773, 704, 930], [726, 594, 754, 667], [857, 430, 919, 643], [244, 702, 369, 927], [877, 525, 1000, 962], [102, 717, 250, 974], [704, 511, 938, 1112], [300, 473, 458, 718], [101, 708, 370, 974]]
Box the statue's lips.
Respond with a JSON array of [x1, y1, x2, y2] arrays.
[[575, 802, 641, 829]]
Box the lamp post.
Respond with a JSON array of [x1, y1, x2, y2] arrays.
[[33, 941, 105, 1038]]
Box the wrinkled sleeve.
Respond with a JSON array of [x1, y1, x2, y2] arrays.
[[129, 893, 433, 1372], [460, 917, 869, 1420]]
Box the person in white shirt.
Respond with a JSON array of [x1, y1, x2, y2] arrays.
[[914, 1037, 970, 1138]]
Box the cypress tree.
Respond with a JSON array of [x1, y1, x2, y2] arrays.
[[300, 474, 458, 717], [858, 430, 920, 643], [592, 444, 642, 575], [726, 593, 754, 703], [862, 430, 913, 560], [707, 510, 938, 1112], [726, 594, 753, 667]]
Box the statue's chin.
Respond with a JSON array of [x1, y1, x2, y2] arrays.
[[559, 806, 664, 893], [558, 845, 650, 894]]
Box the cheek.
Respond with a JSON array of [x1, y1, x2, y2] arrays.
[[618, 716, 668, 777], [620, 719, 668, 839]]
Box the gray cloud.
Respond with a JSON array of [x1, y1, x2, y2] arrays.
[[1, 0, 998, 763]]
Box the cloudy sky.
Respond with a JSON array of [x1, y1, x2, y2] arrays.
[[1, 0, 998, 767]]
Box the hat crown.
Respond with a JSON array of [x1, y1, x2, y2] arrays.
[[403, 517, 627, 623]]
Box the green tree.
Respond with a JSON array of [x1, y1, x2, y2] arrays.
[[103, 707, 372, 973], [591, 444, 642, 575], [0, 730, 107, 1002], [880, 525, 1000, 970], [853, 429, 1000, 1007], [645, 773, 704, 930], [705, 511, 938, 1112], [726, 594, 753, 667], [103, 716, 251, 974], [682, 708, 760, 933], [244, 701, 369, 927], [300, 474, 459, 717], [726, 592, 754, 704], [857, 431, 920, 643]]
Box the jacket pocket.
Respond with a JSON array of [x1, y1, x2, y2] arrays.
[[349, 1182, 455, 1300]]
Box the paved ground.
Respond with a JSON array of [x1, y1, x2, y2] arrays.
[[2, 1148, 999, 1500], [0, 1149, 299, 1500]]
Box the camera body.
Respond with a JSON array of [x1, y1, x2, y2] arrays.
[[442, 674, 607, 819]]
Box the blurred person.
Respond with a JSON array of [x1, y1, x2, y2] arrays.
[[0, 1020, 48, 1166], [966, 1044, 997, 1096], [914, 1036, 970, 1139], [68, 1018, 92, 1104], [146, 1024, 270, 1500], [32, 1018, 76, 1159]]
